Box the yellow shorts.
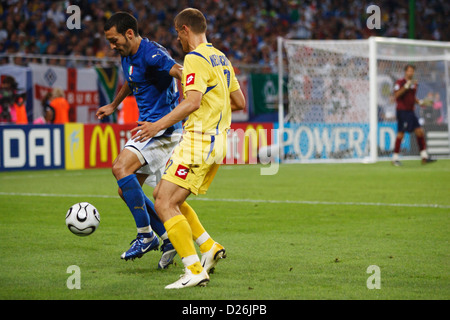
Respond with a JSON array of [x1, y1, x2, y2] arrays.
[[162, 131, 227, 195]]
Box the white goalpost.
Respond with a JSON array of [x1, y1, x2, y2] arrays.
[[277, 36, 450, 163]]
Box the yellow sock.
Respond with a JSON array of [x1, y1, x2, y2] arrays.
[[180, 202, 215, 253], [180, 202, 204, 240], [163, 214, 197, 260]]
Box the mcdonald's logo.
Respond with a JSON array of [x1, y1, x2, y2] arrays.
[[89, 125, 118, 167], [225, 123, 273, 164]]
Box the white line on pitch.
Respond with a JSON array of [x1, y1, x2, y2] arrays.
[[192, 197, 450, 208], [0, 192, 117, 199], [0, 191, 449, 209]]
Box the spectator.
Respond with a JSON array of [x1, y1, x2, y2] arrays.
[[33, 91, 55, 124], [433, 92, 444, 124], [49, 87, 70, 124], [0, 1, 448, 68], [118, 95, 139, 125], [12, 94, 28, 124], [0, 75, 18, 123]]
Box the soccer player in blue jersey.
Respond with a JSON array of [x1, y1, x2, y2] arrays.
[[96, 12, 183, 268]]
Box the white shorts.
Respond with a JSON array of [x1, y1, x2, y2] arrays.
[[124, 130, 182, 187]]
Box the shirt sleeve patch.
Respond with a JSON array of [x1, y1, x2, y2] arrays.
[[186, 73, 196, 86]]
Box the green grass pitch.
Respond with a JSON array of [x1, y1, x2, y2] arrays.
[[0, 160, 449, 300]]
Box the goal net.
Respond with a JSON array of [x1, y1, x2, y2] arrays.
[[278, 37, 450, 163]]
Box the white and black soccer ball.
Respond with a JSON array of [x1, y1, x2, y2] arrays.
[[65, 202, 100, 236]]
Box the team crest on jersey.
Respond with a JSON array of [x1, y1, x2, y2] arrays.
[[175, 164, 189, 180], [128, 65, 134, 75], [186, 73, 195, 86]]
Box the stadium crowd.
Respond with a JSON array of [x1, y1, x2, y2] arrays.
[[0, 0, 449, 68]]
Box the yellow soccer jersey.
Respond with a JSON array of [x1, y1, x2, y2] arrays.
[[181, 43, 240, 135]]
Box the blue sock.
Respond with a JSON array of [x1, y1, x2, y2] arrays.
[[144, 196, 166, 237], [117, 174, 151, 231]]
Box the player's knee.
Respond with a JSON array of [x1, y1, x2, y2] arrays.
[[111, 162, 121, 179], [154, 194, 179, 221], [111, 161, 127, 180]]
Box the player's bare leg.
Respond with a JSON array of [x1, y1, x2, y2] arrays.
[[154, 180, 209, 289]]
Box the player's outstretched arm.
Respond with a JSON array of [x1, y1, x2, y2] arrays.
[[96, 81, 132, 120], [130, 90, 202, 142]]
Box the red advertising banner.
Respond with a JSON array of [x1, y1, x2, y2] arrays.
[[82, 122, 274, 169], [83, 124, 134, 169], [225, 123, 274, 164]]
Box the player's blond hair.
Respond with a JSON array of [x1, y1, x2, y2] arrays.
[[174, 8, 207, 34]]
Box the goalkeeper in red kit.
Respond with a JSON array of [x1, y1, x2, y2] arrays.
[[392, 64, 436, 166]]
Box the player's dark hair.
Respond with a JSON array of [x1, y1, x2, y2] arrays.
[[174, 8, 207, 34], [104, 12, 139, 36], [404, 64, 416, 71]]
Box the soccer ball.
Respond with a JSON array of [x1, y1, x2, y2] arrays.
[[65, 202, 100, 236]]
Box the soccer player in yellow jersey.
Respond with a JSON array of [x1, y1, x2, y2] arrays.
[[130, 8, 245, 289]]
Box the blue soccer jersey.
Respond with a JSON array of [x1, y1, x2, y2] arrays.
[[121, 38, 181, 131]]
